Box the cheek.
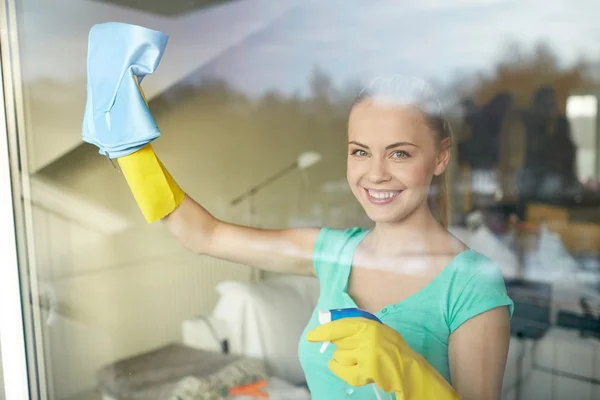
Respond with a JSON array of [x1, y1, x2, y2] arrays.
[[393, 163, 433, 187], [346, 159, 362, 182]]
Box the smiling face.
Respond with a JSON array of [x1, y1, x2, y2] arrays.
[[347, 98, 450, 224]]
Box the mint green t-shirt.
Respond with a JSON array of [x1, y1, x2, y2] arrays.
[[298, 227, 514, 399]]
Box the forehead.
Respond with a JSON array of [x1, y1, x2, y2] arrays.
[[348, 100, 432, 145]]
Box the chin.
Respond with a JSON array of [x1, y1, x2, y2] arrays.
[[357, 200, 408, 223], [364, 209, 410, 224], [359, 197, 423, 225]]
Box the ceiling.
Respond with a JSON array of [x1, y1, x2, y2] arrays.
[[89, 0, 237, 16]]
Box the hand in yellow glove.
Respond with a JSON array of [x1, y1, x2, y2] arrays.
[[82, 23, 183, 222], [115, 75, 185, 223], [117, 143, 185, 223], [306, 317, 460, 400]]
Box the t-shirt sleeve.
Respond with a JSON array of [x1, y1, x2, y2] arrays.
[[312, 226, 367, 283], [312, 227, 333, 280], [448, 259, 514, 333]]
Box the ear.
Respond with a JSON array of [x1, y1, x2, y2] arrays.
[[434, 137, 451, 176]]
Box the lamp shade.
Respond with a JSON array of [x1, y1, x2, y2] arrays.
[[297, 151, 322, 170]]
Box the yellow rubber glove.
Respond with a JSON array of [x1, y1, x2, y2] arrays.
[[306, 317, 460, 400], [117, 144, 185, 223]]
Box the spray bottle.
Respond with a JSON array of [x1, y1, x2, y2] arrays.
[[318, 308, 382, 353], [318, 308, 391, 400]]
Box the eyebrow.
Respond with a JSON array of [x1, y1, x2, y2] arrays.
[[348, 140, 418, 150]]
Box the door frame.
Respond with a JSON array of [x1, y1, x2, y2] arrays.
[[0, 0, 52, 398], [0, 41, 30, 400]]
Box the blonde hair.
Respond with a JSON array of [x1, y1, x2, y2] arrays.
[[351, 75, 452, 228]]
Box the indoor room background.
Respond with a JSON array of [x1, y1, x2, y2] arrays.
[[3, 0, 600, 399]]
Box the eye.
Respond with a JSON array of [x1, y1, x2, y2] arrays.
[[351, 149, 368, 157], [391, 150, 410, 160]]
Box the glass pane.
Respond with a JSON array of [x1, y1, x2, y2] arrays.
[[7, 0, 600, 399]]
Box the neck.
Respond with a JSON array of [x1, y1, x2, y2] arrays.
[[369, 202, 446, 256]]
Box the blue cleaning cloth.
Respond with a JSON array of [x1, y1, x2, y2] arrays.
[[82, 22, 169, 159]]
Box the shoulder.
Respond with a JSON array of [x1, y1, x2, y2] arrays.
[[451, 250, 509, 300], [446, 250, 514, 332], [450, 249, 505, 284], [314, 226, 369, 257], [317, 226, 369, 239], [312, 226, 369, 278]]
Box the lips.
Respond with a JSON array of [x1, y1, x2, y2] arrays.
[[364, 188, 402, 205]]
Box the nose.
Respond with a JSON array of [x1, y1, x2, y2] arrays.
[[366, 159, 392, 184]]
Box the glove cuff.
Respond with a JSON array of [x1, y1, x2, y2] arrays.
[[117, 144, 185, 223], [396, 359, 461, 400]]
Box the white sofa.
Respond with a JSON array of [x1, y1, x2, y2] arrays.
[[182, 275, 320, 387]]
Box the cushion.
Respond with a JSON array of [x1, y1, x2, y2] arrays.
[[212, 275, 319, 385]]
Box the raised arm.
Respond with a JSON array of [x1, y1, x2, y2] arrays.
[[83, 22, 319, 276], [117, 144, 319, 276], [163, 195, 319, 275]]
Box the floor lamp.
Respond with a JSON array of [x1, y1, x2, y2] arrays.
[[230, 151, 322, 280]]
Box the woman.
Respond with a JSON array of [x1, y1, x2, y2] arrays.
[[113, 75, 513, 399]]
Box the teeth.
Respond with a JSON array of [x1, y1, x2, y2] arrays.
[[367, 190, 399, 199]]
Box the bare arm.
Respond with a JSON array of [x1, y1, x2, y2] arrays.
[[115, 145, 318, 275], [162, 195, 319, 276], [449, 306, 511, 400]]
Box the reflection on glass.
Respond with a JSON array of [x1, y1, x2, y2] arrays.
[[566, 94, 598, 185], [4, 0, 600, 399]]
